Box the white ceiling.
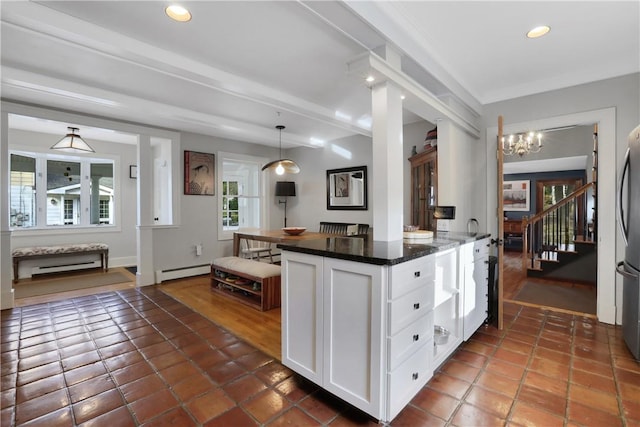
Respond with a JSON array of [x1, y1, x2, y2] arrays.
[[1, 1, 638, 147]]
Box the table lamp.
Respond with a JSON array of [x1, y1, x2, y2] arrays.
[[275, 181, 296, 227]]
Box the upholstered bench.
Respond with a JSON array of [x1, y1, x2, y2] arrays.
[[12, 243, 109, 283], [211, 256, 281, 311]]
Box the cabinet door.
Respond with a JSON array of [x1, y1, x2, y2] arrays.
[[323, 258, 385, 418], [281, 251, 323, 384], [462, 240, 489, 340]]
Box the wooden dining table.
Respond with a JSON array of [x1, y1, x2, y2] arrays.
[[232, 229, 336, 258]]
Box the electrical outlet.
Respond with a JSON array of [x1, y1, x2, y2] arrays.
[[196, 244, 202, 256], [436, 220, 450, 232]]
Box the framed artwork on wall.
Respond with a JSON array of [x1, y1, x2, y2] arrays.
[[326, 166, 367, 210], [503, 180, 530, 211], [184, 150, 215, 195]]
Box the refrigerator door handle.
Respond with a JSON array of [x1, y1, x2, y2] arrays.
[[617, 148, 630, 245], [616, 261, 638, 279]]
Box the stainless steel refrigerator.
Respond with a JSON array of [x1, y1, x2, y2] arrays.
[[616, 124, 640, 360]]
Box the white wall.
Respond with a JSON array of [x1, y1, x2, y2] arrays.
[[150, 131, 281, 271], [286, 134, 373, 230]]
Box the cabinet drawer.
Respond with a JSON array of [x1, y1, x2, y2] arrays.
[[388, 311, 433, 371], [387, 341, 433, 420], [389, 286, 433, 335], [389, 256, 435, 299]]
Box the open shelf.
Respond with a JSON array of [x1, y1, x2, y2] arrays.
[[210, 264, 280, 311]]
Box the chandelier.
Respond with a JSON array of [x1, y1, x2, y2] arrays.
[[502, 132, 543, 157]]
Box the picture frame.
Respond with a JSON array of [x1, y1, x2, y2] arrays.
[[184, 150, 215, 195], [503, 180, 530, 211], [129, 165, 137, 179], [326, 166, 367, 210]]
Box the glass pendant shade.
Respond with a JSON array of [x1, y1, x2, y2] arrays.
[[51, 127, 95, 153], [262, 125, 300, 174]]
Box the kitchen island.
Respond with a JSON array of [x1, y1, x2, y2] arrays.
[[277, 231, 490, 423]]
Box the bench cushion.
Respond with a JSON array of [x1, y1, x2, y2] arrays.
[[12, 243, 109, 258], [213, 256, 280, 279]]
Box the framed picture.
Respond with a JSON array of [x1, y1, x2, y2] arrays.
[[184, 150, 215, 195], [503, 180, 530, 211], [326, 166, 367, 210]]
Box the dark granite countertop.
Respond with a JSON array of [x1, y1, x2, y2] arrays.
[[277, 231, 491, 266]]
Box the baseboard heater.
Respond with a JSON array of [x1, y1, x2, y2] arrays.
[[33, 260, 100, 276], [155, 264, 210, 283]]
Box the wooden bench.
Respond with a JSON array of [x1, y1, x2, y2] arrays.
[[319, 221, 369, 235], [12, 243, 109, 283], [211, 256, 281, 311]]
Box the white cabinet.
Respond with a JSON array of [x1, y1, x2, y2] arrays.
[[461, 238, 490, 340], [281, 253, 384, 417], [433, 248, 462, 369], [281, 251, 435, 422]]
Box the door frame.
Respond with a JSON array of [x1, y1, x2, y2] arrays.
[[486, 107, 618, 325]]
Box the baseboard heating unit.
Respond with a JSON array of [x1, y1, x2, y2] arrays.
[[155, 264, 210, 283]]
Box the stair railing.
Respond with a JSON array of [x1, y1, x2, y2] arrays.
[[522, 182, 595, 270]]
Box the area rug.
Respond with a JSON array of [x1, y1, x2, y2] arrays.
[[14, 270, 133, 299], [513, 280, 596, 315]]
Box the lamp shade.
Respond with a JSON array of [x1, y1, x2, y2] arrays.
[[51, 127, 95, 153], [275, 181, 296, 197]]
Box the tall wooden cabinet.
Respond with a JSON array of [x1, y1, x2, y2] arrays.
[[409, 148, 437, 231]]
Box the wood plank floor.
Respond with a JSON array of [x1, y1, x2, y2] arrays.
[[159, 275, 282, 360]]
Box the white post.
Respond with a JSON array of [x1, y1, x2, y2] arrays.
[[371, 46, 404, 241]]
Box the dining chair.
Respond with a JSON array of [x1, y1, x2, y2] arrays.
[[240, 238, 274, 263]]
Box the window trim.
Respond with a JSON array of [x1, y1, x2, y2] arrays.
[[9, 149, 121, 234], [217, 151, 268, 241]]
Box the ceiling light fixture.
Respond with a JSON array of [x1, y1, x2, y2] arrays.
[[165, 5, 192, 22], [262, 125, 300, 175], [50, 127, 95, 153], [527, 25, 550, 38], [502, 132, 543, 157]]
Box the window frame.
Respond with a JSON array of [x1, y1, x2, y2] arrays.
[[217, 151, 268, 241], [9, 149, 121, 234]]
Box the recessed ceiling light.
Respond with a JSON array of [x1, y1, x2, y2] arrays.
[[365, 76, 375, 83], [527, 25, 550, 39], [165, 5, 192, 22]]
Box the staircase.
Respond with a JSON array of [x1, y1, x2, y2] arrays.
[[520, 125, 599, 285], [522, 182, 597, 284]]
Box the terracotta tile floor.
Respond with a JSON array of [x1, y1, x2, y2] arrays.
[[2, 287, 639, 426]]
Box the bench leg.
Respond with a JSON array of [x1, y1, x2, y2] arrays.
[[103, 251, 109, 272], [13, 259, 19, 283]]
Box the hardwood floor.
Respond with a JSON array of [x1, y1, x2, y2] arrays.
[[159, 275, 282, 360], [502, 250, 597, 318], [14, 267, 136, 307]]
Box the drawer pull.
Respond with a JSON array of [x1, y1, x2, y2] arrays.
[[413, 303, 420, 310], [414, 271, 420, 277], [413, 334, 419, 342], [412, 372, 419, 380]]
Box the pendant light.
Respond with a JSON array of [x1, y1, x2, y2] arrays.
[[50, 126, 95, 153], [262, 125, 300, 175]]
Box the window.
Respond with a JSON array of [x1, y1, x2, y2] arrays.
[[218, 152, 266, 240], [9, 154, 36, 228], [10, 151, 115, 229]]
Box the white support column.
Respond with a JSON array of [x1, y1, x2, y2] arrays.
[[0, 110, 14, 309], [371, 46, 404, 242], [371, 80, 404, 242], [136, 135, 155, 286]]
